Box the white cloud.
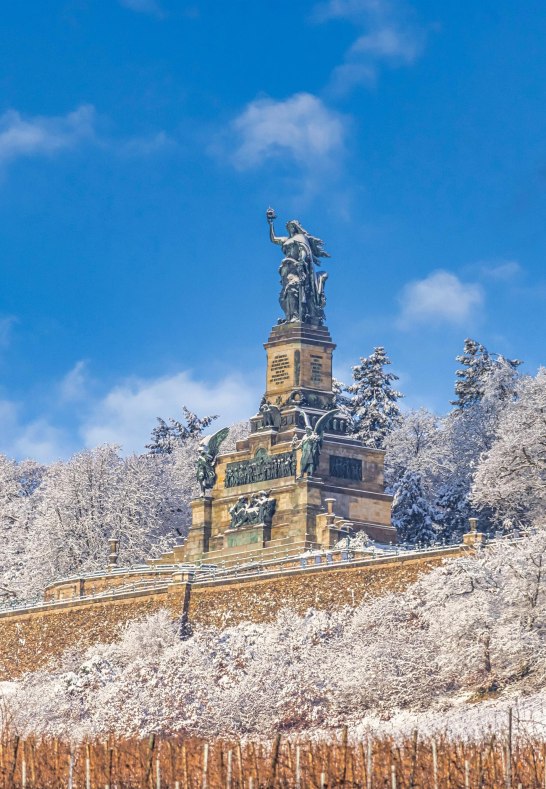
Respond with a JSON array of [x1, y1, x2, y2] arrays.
[[119, 0, 163, 15], [479, 260, 522, 281], [328, 63, 377, 94], [0, 105, 172, 172], [0, 365, 261, 462], [81, 370, 259, 454], [0, 105, 96, 167], [59, 361, 89, 403], [10, 419, 68, 464], [0, 397, 69, 463], [350, 26, 422, 61], [398, 270, 484, 328], [230, 93, 347, 171], [315, 0, 426, 95]]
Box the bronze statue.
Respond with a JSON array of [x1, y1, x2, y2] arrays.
[[196, 427, 229, 496], [229, 490, 276, 529], [292, 408, 339, 478], [259, 399, 282, 430], [228, 495, 249, 528], [266, 207, 330, 325]]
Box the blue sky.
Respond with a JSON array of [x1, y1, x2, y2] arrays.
[[1, 0, 546, 460]]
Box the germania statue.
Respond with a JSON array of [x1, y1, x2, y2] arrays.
[[266, 208, 331, 325]]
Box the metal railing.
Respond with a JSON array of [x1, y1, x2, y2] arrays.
[[0, 578, 174, 617], [0, 531, 528, 617], [193, 541, 468, 585]]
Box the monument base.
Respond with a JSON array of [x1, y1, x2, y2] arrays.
[[223, 523, 271, 554], [155, 318, 396, 568]]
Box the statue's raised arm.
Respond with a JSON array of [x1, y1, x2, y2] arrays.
[[266, 207, 286, 247]]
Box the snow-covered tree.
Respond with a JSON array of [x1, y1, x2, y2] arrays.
[[452, 338, 521, 411], [434, 479, 473, 541], [428, 354, 524, 536], [331, 377, 353, 427], [332, 377, 349, 407], [346, 347, 403, 449], [18, 446, 187, 597], [385, 409, 486, 542], [472, 369, 546, 524], [219, 420, 250, 454], [11, 531, 546, 740], [384, 408, 446, 494], [391, 471, 436, 545], [146, 407, 217, 455], [0, 457, 44, 595]]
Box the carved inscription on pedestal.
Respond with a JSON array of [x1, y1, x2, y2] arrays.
[[310, 355, 323, 386], [294, 350, 301, 386], [269, 353, 290, 386]]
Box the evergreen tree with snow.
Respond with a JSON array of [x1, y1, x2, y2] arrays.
[[332, 377, 349, 407], [392, 470, 436, 545], [452, 338, 521, 411], [346, 347, 402, 448], [146, 406, 217, 455], [434, 479, 473, 542], [331, 377, 353, 425], [472, 368, 546, 525]]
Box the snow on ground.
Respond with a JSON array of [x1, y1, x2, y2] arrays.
[[5, 534, 546, 742], [349, 691, 546, 742]]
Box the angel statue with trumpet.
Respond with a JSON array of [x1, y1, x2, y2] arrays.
[[196, 427, 229, 496], [292, 408, 339, 478]]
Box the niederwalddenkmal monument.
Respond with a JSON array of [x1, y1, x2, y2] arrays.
[[175, 209, 396, 564]]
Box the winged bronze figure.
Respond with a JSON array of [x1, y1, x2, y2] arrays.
[[196, 426, 229, 496], [292, 408, 339, 477], [259, 400, 282, 430]]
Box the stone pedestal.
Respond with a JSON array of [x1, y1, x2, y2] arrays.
[[223, 522, 270, 553], [183, 498, 212, 563], [463, 517, 487, 548], [316, 511, 352, 549], [463, 530, 487, 547], [165, 319, 396, 567], [264, 323, 335, 408], [170, 568, 195, 584], [172, 544, 188, 563]]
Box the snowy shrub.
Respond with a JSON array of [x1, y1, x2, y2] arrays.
[[7, 533, 546, 739]]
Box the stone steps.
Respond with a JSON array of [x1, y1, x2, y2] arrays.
[[200, 534, 319, 569]]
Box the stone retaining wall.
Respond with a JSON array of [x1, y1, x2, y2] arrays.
[[189, 551, 456, 627], [0, 548, 463, 680], [0, 586, 189, 680]]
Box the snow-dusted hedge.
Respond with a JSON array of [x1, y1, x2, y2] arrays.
[[5, 532, 546, 740]]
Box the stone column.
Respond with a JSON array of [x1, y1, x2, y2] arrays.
[[181, 497, 213, 563], [463, 517, 487, 547]]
